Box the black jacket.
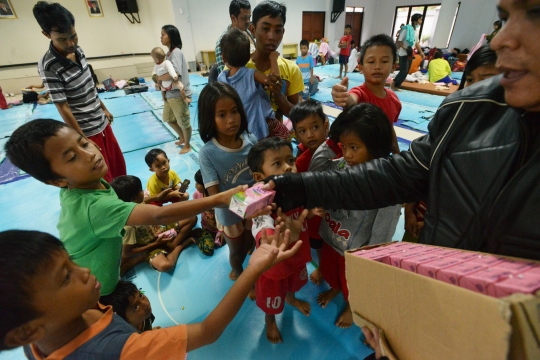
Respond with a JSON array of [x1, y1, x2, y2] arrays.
[[298, 75, 539, 260]]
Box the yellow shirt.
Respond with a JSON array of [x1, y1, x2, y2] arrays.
[[146, 169, 181, 196], [428, 58, 452, 83], [246, 56, 304, 111]]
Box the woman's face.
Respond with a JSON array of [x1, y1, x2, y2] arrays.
[[160, 29, 170, 47], [491, 0, 540, 112]]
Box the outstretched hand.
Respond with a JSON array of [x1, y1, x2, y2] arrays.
[[275, 207, 308, 242], [331, 76, 350, 107], [248, 226, 303, 274], [218, 185, 248, 207]]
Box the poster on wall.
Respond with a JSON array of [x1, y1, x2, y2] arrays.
[[86, 0, 104, 17], [0, 0, 17, 19]]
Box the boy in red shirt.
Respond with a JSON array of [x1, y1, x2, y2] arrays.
[[290, 100, 342, 286], [337, 24, 353, 79], [247, 137, 311, 344], [332, 34, 402, 154]]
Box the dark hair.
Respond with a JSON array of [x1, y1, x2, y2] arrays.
[[351, 39, 355, 47], [434, 50, 443, 59], [493, 20, 502, 28], [220, 28, 251, 67], [194, 170, 209, 196], [411, 13, 423, 24], [99, 280, 139, 322], [33, 1, 75, 34], [4, 119, 69, 184], [453, 47, 461, 54], [198, 82, 249, 143], [229, 0, 251, 17], [0, 230, 65, 350], [359, 34, 397, 64], [300, 39, 309, 47], [162, 25, 182, 50], [345, 24, 352, 29], [252, 1, 286, 27], [247, 137, 292, 173], [289, 100, 326, 129], [329, 103, 392, 159], [144, 148, 167, 168], [110, 175, 143, 203], [458, 44, 498, 90]]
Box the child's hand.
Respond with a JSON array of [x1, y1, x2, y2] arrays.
[[331, 77, 350, 107], [311, 207, 325, 218], [248, 226, 303, 274], [361, 327, 383, 359], [155, 188, 173, 201], [265, 74, 283, 99], [269, 51, 280, 62], [275, 207, 308, 242]]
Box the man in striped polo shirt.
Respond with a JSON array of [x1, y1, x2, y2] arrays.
[[33, 2, 126, 183]]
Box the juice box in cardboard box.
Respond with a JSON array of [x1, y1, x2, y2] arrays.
[[345, 242, 540, 360]]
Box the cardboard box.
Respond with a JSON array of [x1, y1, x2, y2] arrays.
[[345, 246, 540, 360]]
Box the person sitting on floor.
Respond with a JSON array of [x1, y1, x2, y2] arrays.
[[427, 50, 456, 84]]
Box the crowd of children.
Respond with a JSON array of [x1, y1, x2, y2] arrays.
[[2, 0, 507, 358]]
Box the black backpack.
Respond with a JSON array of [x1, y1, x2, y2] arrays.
[[22, 92, 39, 103]]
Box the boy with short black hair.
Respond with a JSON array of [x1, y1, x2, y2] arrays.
[[0, 229, 301, 357], [217, 27, 281, 139], [337, 24, 353, 79], [99, 280, 157, 332], [247, 137, 311, 344], [144, 148, 190, 206], [4, 119, 246, 296], [296, 39, 318, 100], [110, 175, 196, 274], [289, 100, 342, 286], [331, 34, 401, 154]]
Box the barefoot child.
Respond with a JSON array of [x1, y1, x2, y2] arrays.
[[4, 119, 245, 296], [247, 137, 312, 343], [0, 228, 302, 358], [198, 82, 257, 280], [110, 175, 196, 274], [317, 103, 401, 328], [290, 100, 342, 286], [332, 34, 402, 154]]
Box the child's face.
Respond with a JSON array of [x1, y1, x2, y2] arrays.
[[300, 45, 309, 56], [253, 146, 296, 181], [22, 250, 101, 343], [359, 45, 396, 86], [214, 96, 241, 139], [295, 114, 328, 152], [340, 131, 372, 167], [195, 182, 205, 194], [151, 54, 163, 65], [345, 27, 351, 35], [43, 127, 108, 189], [150, 154, 170, 179], [464, 64, 500, 88], [124, 290, 153, 329]]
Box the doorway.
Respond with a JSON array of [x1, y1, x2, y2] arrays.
[[302, 11, 325, 41], [345, 7, 364, 48]]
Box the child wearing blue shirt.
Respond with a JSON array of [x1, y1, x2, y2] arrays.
[[296, 39, 318, 100]]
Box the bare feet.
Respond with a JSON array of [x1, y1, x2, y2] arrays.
[[265, 315, 283, 344], [390, 82, 401, 91], [317, 288, 340, 308], [229, 269, 239, 281], [286, 292, 311, 316], [310, 267, 322, 286], [335, 303, 353, 328], [248, 286, 256, 301], [179, 146, 192, 154], [175, 139, 184, 146]]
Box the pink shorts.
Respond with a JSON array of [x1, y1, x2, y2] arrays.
[[256, 266, 308, 315]]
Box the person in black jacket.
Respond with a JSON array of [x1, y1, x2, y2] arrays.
[[264, 0, 540, 262]]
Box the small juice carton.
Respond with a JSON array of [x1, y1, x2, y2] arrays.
[[229, 183, 275, 219], [460, 267, 514, 295], [437, 262, 487, 286], [447, 251, 482, 262], [492, 272, 540, 298], [389, 250, 425, 268], [468, 254, 505, 267], [492, 259, 537, 273], [417, 258, 464, 278], [157, 228, 177, 239], [401, 253, 444, 273]]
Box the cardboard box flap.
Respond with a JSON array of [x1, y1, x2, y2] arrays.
[[508, 293, 540, 359], [353, 312, 399, 360], [346, 252, 514, 360]]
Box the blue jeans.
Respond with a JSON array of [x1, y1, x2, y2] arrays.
[[394, 55, 411, 88]]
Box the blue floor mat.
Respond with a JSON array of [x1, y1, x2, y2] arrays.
[[113, 111, 176, 153], [102, 94, 153, 118], [140, 91, 165, 110], [399, 119, 430, 133], [151, 101, 199, 132], [98, 90, 127, 100], [310, 87, 333, 102], [27, 103, 63, 122], [0, 104, 33, 139], [399, 102, 437, 123], [189, 74, 209, 86], [313, 64, 341, 76], [395, 90, 445, 108], [452, 71, 463, 80]]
